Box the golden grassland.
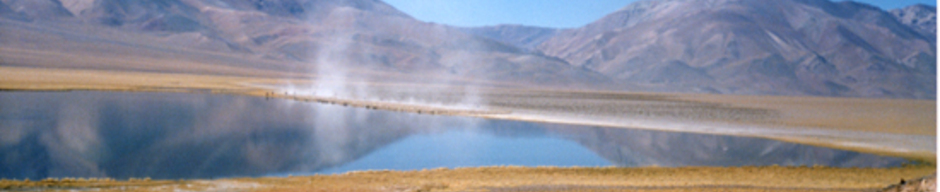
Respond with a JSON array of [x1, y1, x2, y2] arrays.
[[684, 93, 935, 136], [1, 165, 935, 192]]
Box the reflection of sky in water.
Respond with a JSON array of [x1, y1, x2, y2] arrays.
[[0, 91, 909, 180], [316, 130, 611, 174]]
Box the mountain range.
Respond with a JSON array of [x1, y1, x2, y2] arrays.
[[532, 0, 935, 98], [0, 0, 935, 99]]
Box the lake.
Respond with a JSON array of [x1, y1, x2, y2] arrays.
[[0, 91, 907, 180]]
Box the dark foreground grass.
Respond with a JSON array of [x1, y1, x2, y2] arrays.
[[2, 165, 934, 192]]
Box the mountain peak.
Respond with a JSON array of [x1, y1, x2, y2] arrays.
[[910, 4, 937, 10], [890, 3, 936, 36], [538, 0, 936, 99], [2, 0, 73, 19], [0, 0, 611, 89], [1, 0, 934, 99]]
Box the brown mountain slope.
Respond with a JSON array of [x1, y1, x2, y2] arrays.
[[538, 0, 936, 99], [1, 0, 934, 99], [459, 24, 560, 52], [0, 0, 613, 89]]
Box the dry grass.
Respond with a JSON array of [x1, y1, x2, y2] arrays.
[[1, 165, 934, 192], [683, 93, 935, 136], [0, 66, 277, 92]]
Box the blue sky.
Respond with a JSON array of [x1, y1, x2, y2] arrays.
[[383, 0, 937, 28]]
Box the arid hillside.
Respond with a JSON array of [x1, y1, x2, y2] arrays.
[[2, 0, 935, 99], [0, 0, 612, 89], [532, 0, 935, 98]]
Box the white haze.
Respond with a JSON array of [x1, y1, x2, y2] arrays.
[[276, 7, 491, 112]]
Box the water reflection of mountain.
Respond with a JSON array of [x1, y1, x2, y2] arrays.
[[0, 92, 905, 180], [537, 125, 904, 167], [0, 91, 439, 179], [476, 122, 904, 168]]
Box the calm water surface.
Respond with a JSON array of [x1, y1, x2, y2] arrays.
[[0, 91, 907, 179]]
